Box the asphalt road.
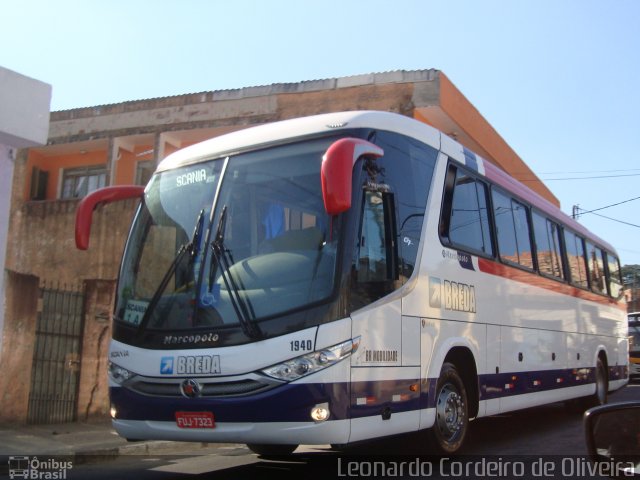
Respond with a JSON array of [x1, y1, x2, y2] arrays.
[[66, 383, 640, 480]]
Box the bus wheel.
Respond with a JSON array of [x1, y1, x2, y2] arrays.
[[429, 362, 469, 454], [584, 356, 608, 408], [246, 443, 298, 457]]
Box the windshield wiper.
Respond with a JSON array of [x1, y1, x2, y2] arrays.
[[136, 209, 206, 335], [209, 205, 262, 339]]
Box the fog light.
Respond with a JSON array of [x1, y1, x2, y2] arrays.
[[110, 406, 117, 419], [310, 402, 330, 422]]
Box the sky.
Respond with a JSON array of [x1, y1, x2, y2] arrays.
[[3, 0, 640, 266]]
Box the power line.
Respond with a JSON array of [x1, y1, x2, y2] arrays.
[[587, 211, 640, 229], [573, 196, 640, 227], [511, 167, 640, 175], [541, 173, 640, 181], [617, 247, 640, 256], [538, 168, 640, 175], [513, 169, 640, 183], [578, 195, 640, 215]]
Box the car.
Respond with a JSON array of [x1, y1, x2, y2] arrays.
[[584, 402, 640, 477]]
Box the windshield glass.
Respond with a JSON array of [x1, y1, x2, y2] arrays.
[[115, 137, 341, 333]]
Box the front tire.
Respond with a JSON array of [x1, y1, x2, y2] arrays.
[[246, 443, 298, 457], [429, 362, 469, 454]]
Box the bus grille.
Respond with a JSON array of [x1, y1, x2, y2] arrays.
[[125, 377, 279, 398]]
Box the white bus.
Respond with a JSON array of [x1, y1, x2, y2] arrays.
[[76, 111, 628, 455]]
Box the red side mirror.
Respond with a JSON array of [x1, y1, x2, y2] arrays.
[[321, 138, 384, 215], [75, 185, 144, 250]]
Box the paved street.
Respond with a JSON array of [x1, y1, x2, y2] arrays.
[[20, 382, 637, 480]]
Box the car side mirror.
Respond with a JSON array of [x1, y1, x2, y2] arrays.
[[584, 402, 640, 477]]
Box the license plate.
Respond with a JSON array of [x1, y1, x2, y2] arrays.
[[175, 411, 215, 429]]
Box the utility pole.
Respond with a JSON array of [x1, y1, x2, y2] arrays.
[[572, 204, 580, 220]]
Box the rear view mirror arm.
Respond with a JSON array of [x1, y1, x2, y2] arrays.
[[75, 185, 144, 250]]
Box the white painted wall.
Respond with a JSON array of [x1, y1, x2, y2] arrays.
[[0, 67, 51, 147], [0, 144, 14, 354], [0, 66, 51, 356]]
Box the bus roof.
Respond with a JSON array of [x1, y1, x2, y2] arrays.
[[156, 110, 617, 255], [156, 110, 441, 173], [483, 160, 616, 254]]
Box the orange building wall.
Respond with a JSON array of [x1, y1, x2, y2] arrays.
[[163, 143, 181, 158], [114, 145, 154, 185], [24, 150, 47, 199], [25, 149, 108, 200]]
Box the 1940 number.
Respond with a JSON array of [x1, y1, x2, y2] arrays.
[[290, 339, 313, 352]]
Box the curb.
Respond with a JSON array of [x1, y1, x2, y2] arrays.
[[117, 440, 213, 455], [1, 441, 225, 467], [71, 440, 228, 464]]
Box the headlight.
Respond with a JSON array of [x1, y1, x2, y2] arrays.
[[108, 362, 134, 384], [261, 337, 360, 382]]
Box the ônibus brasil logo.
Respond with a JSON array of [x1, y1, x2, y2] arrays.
[[8, 456, 72, 479]]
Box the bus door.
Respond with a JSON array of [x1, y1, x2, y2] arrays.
[[348, 186, 420, 442]]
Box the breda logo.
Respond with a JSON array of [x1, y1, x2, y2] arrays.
[[429, 277, 476, 313]]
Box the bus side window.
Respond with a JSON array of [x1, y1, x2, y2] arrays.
[[372, 130, 438, 282], [586, 242, 607, 295], [351, 189, 399, 310], [356, 190, 398, 283], [532, 211, 564, 279], [442, 165, 493, 257], [564, 230, 589, 289], [606, 252, 624, 299], [492, 189, 534, 269]]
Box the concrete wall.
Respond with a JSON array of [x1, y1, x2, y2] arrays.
[[0, 272, 39, 423], [77, 279, 116, 420], [5, 175, 138, 284]]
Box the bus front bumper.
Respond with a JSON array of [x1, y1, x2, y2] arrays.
[[109, 381, 350, 445]]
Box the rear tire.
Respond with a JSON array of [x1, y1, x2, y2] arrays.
[[565, 356, 608, 412], [428, 362, 469, 454], [584, 356, 608, 408], [246, 443, 298, 457]]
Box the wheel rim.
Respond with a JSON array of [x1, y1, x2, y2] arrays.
[[435, 382, 465, 443]]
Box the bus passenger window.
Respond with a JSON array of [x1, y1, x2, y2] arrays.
[[586, 242, 607, 295], [532, 212, 564, 279], [564, 231, 589, 289], [607, 253, 623, 298], [492, 190, 533, 269], [446, 168, 493, 256]]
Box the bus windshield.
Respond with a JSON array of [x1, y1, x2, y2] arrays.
[[115, 137, 342, 335]]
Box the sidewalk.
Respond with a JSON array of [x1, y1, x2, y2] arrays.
[[0, 420, 222, 463]]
